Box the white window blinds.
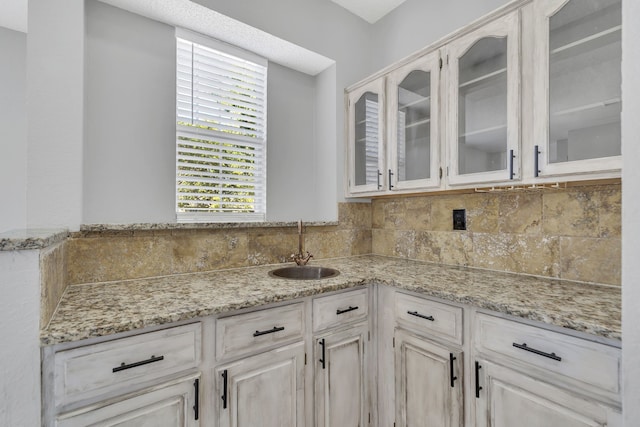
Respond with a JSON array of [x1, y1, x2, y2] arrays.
[[176, 31, 268, 222]]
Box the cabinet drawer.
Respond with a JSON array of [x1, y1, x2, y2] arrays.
[[313, 288, 368, 332], [53, 323, 201, 409], [395, 292, 463, 344], [475, 313, 620, 394], [216, 302, 304, 360]]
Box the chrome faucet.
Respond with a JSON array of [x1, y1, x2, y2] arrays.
[[291, 220, 313, 266]]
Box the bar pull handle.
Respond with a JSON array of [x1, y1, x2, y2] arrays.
[[534, 145, 540, 177], [407, 310, 434, 321], [112, 355, 164, 372], [253, 326, 285, 337], [389, 169, 394, 189], [513, 342, 562, 361], [377, 169, 382, 189], [475, 361, 483, 398], [509, 149, 515, 180], [221, 369, 228, 409], [319, 338, 326, 369], [336, 306, 359, 315], [450, 353, 458, 387], [193, 378, 200, 420]]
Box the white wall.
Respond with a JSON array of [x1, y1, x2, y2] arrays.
[[27, 0, 85, 230], [370, 0, 512, 70], [622, 0, 640, 423], [0, 250, 41, 427], [0, 27, 27, 233], [84, 1, 177, 224]]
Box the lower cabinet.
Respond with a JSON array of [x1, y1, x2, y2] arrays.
[[215, 341, 306, 427], [314, 322, 370, 427], [394, 329, 463, 427], [474, 361, 621, 427], [55, 374, 200, 427]]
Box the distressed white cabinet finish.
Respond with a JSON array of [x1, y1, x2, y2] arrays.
[[314, 322, 370, 427], [532, 0, 622, 178], [445, 10, 521, 186], [55, 374, 200, 427], [347, 78, 386, 195], [474, 361, 621, 427], [386, 51, 442, 191], [215, 341, 306, 427], [394, 329, 463, 427]]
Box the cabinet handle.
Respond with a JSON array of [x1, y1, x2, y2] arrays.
[[319, 338, 326, 369], [389, 169, 394, 189], [112, 355, 164, 372], [221, 369, 228, 409], [475, 361, 483, 398], [336, 305, 359, 315], [534, 145, 540, 177], [449, 353, 458, 387], [509, 149, 515, 180], [407, 310, 434, 321], [193, 378, 200, 420], [253, 326, 285, 337], [377, 170, 382, 189], [512, 342, 562, 361]]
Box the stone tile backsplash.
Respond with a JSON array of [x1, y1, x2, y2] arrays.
[[372, 183, 621, 285], [66, 184, 620, 286], [67, 202, 372, 284]]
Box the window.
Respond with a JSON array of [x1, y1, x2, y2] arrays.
[[176, 30, 268, 222]]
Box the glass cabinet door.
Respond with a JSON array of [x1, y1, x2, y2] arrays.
[[387, 51, 441, 191], [446, 11, 520, 186], [348, 79, 385, 194], [534, 0, 621, 176]]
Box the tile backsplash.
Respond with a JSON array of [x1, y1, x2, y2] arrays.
[[65, 183, 620, 286], [372, 183, 621, 285]]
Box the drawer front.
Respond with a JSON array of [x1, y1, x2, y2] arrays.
[[313, 288, 369, 332], [475, 313, 620, 394], [216, 302, 304, 360], [395, 292, 463, 345], [54, 323, 201, 409]]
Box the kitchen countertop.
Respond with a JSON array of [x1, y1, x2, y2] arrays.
[[0, 228, 68, 251], [40, 255, 621, 346]]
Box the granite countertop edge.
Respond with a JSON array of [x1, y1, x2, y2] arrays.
[[41, 255, 621, 346], [0, 229, 69, 251], [80, 220, 339, 232]]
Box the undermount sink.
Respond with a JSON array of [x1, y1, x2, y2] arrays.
[[269, 265, 340, 280]]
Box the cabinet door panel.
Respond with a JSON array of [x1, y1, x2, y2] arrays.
[[387, 51, 441, 191], [315, 323, 369, 427], [446, 10, 520, 186], [395, 329, 463, 427], [347, 79, 386, 195], [534, 0, 622, 177], [474, 361, 618, 427], [217, 342, 305, 427], [56, 375, 199, 427]]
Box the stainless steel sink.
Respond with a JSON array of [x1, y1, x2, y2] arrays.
[[269, 265, 340, 280]]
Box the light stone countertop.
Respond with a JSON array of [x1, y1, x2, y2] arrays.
[[40, 255, 621, 346]]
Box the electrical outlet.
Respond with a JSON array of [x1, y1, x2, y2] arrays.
[[453, 209, 466, 230]]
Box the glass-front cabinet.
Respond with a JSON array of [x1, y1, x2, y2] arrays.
[[533, 0, 621, 177], [347, 79, 385, 194], [445, 10, 520, 186], [386, 51, 441, 191]]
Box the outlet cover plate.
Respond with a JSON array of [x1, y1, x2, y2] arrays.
[[453, 209, 466, 230]]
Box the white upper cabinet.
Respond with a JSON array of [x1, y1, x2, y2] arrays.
[[532, 0, 622, 177], [347, 79, 386, 194], [445, 10, 521, 186], [387, 51, 442, 191]]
